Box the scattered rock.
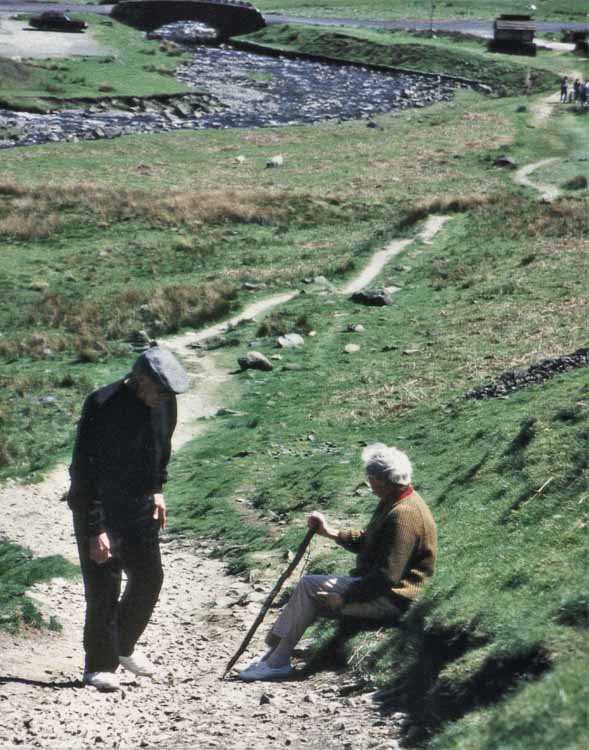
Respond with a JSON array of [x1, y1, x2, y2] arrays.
[[266, 155, 284, 168], [129, 330, 151, 349], [346, 324, 365, 333], [277, 333, 304, 349], [562, 175, 588, 190], [238, 351, 273, 372], [516, 105, 527, 113], [215, 408, 242, 417], [29, 281, 49, 292], [493, 155, 517, 169], [465, 347, 589, 399], [281, 363, 304, 371], [312, 275, 335, 290], [235, 155, 246, 164], [350, 290, 392, 307], [344, 344, 361, 354]]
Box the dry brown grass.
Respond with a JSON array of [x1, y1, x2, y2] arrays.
[[0, 181, 340, 239], [0, 211, 62, 240], [29, 280, 237, 344]]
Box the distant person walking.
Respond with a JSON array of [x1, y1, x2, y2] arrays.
[[68, 344, 189, 691], [559, 76, 568, 103], [582, 81, 589, 110], [573, 79, 581, 102]]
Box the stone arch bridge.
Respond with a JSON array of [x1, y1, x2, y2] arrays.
[[111, 0, 266, 40]]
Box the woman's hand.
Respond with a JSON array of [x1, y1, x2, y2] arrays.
[[307, 511, 328, 535], [307, 511, 339, 539]]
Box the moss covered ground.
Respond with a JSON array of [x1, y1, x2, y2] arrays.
[[0, 20, 587, 750]]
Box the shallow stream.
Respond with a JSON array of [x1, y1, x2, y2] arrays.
[[0, 25, 476, 149]]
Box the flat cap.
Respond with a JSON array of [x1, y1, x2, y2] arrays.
[[133, 344, 190, 394]]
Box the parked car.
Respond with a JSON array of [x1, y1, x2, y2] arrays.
[[29, 12, 88, 32]]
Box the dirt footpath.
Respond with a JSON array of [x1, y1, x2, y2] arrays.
[[0, 221, 459, 749], [0, 16, 108, 58]]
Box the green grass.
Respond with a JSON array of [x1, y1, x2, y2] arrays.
[[0, 542, 78, 631], [237, 24, 560, 95], [255, 0, 589, 23], [0, 31, 587, 749], [0, 17, 192, 111]]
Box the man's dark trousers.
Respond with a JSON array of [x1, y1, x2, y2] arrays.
[[73, 506, 163, 673]]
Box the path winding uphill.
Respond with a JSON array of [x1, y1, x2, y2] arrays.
[[0, 218, 455, 750]]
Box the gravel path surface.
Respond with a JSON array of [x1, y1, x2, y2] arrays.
[[514, 156, 561, 203], [0, 220, 454, 750]]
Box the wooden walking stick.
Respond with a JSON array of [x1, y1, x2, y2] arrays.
[[222, 527, 316, 679]]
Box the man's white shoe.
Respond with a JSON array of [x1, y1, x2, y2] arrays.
[[119, 653, 157, 677], [238, 660, 294, 682], [83, 671, 120, 691]]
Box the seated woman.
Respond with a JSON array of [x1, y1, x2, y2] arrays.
[[239, 443, 437, 682]]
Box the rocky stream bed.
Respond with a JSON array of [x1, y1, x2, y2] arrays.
[[0, 24, 481, 149]]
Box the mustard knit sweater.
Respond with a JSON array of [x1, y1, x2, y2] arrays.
[[336, 489, 437, 607]]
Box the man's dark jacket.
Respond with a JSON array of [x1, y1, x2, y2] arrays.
[[68, 379, 177, 538]]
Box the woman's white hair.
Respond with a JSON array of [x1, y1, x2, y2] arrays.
[[361, 443, 412, 486]]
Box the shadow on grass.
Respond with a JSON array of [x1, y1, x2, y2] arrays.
[[311, 599, 552, 746], [434, 449, 492, 505]]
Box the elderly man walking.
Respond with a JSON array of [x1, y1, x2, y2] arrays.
[[67, 344, 189, 691], [239, 443, 437, 681]]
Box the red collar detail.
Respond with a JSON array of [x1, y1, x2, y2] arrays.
[[398, 485, 414, 501]]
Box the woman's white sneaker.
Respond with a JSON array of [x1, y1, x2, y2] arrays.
[[83, 671, 120, 691], [119, 653, 156, 677], [238, 661, 294, 682]]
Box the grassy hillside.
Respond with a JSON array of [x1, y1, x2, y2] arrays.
[[0, 28, 587, 749], [255, 0, 589, 23], [0, 17, 192, 111]]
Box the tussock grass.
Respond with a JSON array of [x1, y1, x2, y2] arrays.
[[32, 281, 237, 344], [0, 182, 300, 236], [399, 192, 500, 227]]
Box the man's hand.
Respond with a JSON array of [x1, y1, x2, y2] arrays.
[[308, 511, 338, 539], [152, 493, 166, 529], [315, 591, 344, 612], [89, 533, 111, 564]]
